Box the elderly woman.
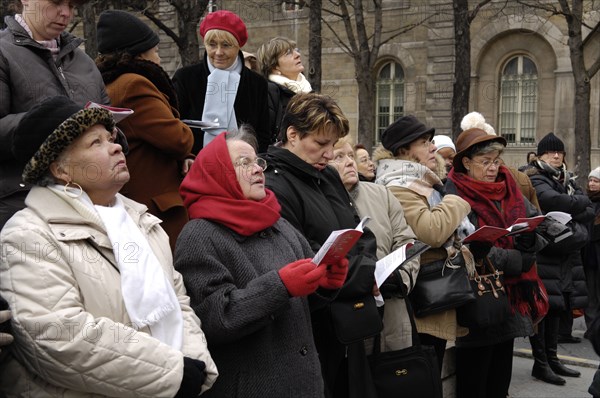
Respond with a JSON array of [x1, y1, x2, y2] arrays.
[[256, 37, 312, 142], [446, 128, 547, 398], [329, 137, 419, 350], [95, 10, 194, 250], [354, 144, 376, 182], [585, 167, 600, 335], [264, 93, 380, 398], [0, 96, 217, 397], [175, 130, 347, 397], [0, 0, 109, 228], [174, 10, 270, 153], [373, 115, 472, 370]]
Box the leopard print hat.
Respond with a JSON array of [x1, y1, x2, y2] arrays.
[[12, 97, 116, 184]]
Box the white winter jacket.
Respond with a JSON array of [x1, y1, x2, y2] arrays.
[[0, 186, 217, 397]]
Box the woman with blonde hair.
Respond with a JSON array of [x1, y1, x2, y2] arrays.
[[174, 10, 270, 153], [257, 37, 312, 143]]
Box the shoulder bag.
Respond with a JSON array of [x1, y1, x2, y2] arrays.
[[409, 247, 476, 317], [368, 267, 443, 398], [456, 257, 511, 329]]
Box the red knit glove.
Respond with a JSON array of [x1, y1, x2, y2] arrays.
[[278, 259, 327, 297], [319, 257, 349, 290]]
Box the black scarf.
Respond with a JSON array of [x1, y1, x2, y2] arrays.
[[99, 58, 179, 111]]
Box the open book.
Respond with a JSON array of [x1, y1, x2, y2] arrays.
[[463, 211, 571, 244], [374, 241, 430, 288], [85, 101, 134, 123], [312, 217, 370, 266]]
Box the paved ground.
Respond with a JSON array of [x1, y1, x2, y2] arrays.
[[511, 317, 599, 398]]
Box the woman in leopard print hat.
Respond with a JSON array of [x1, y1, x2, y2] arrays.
[[1, 96, 218, 397]]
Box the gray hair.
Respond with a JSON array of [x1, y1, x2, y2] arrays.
[[465, 141, 505, 159], [225, 124, 258, 151]]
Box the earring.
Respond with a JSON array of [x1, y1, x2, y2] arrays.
[[64, 181, 83, 198]]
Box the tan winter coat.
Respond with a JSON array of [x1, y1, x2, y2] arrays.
[[0, 186, 217, 397], [373, 147, 471, 341]]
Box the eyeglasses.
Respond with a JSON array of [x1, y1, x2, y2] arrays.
[[470, 158, 503, 169], [330, 153, 355, 164], [544, 151, 565, 156], [233, 157, 267, 171]]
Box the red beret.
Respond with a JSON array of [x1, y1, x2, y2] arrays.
[[199, 10, 248, 48]]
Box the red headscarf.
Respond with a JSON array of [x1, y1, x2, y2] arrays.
[[180, 133, 281, 236]]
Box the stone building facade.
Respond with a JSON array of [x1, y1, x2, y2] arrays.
[[147, 0, 599, 170]]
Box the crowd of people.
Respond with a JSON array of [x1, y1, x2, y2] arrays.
[[0, 2, 599, 398]]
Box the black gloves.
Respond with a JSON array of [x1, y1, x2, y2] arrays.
[[174, 357, 206, 398], [468, 241, 493, 262], [514, 232, 537, 252]]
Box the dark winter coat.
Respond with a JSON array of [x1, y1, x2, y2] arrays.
[[175, 218, 325, 398], [524, 162, 594, 310], [266, 81, 295, 143], [0, 16, 109, 199], [445, 179, 543, 348], [264, 145, 379, 398], [173, 51, 271, 153]]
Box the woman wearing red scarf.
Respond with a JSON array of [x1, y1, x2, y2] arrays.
[[175, 130, 347, 398], [446, 128, 548, 398]]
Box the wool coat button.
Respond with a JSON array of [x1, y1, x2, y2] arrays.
[[300, 346, 308, 356]]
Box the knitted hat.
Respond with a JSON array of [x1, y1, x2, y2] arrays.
[[432, 135, 456, 153], [537, 132, 565, 156], [12, 97, 116, 184], [381, 115, 435, 155], [589, 167, 600, 180], [199, 10, 248, 47], [97, 10, 160, 55], [453, 128, 507, 172]]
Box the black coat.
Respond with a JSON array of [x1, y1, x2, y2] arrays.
[[263, 145, 379, 398], [525, 163, 594, 310], [266, 81, 296, 143], [173, 51, 271, 153]]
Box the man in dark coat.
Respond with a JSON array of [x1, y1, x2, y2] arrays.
[[523, 132, 594, 385]]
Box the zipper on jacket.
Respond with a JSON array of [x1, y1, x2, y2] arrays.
[[58, 66, 66, 80]]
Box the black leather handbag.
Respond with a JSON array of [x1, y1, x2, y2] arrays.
[[368, 268, 443, 398], [410, 252, 476, 317], [456, 258, 511, 329]]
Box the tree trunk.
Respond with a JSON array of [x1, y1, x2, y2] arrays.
[[80, 2, 98, 60], [451, 0, 471, 140], [308, 0, 322, 92], [563, 0, 591, 177], [356, 68, 375, 151], [177, 15, 201, 66]]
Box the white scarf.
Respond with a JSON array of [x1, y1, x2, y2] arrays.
[[49, 185, 184, 350], [202, 55, 242, 147], [375, 159, 444, 207], [268, 72, 312, 94]]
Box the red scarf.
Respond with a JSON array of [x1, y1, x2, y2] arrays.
[[448, 166, 526, 248], [180, 133, 281, 236], [448, 166, 548, 321]]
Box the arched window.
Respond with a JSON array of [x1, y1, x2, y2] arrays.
[[499, 55, 538, 144], [376, 61, 404, 142]]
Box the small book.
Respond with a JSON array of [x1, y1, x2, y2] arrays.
[[374, 241, 430, 288], [85, 101, 134, 123], [463, 215, 548, 244], [181, 119, 220, 129], [312, 217, 371, 266]]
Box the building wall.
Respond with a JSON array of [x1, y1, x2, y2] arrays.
[[148, 0, 599, 171]]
